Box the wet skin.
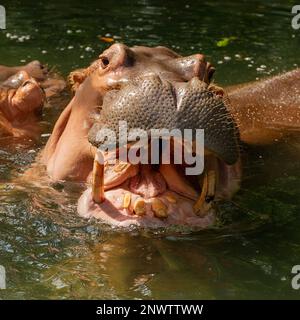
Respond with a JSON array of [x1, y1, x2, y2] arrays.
[[0, 71, 45, 138], [0, 61, 67, 139], [0, 60, 48, 82], [39, 44, 300, 228]]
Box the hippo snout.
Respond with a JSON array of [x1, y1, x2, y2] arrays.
[[89, 74, 240, 165]]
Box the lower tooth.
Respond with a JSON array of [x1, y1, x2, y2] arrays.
[[123, 193, 131, 209], [133, 198, 146, 216], [92, 152, 105, 204], [152, 199, 168, 219], [207, 170, 216, 198], [193, 170, 216, 216], [193, 172, 208, 216]]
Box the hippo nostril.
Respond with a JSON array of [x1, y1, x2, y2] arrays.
[[100, 56, 110, 69], [22, 80, 32, 87]]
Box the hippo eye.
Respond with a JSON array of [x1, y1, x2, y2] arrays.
[[100, 56, 109, 69]]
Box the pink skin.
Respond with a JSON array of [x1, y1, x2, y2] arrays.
[[0, 71, 45, 138], [1, 61, 66, 101], [78, 188, 216, 229], [227, 69, 300, 145], [0, 60, 48, 82], [39, 44, 300, 228], [0, 60, 66, 139], [78, 149, 241, 228]]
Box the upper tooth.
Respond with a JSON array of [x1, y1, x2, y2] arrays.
[[159, 164, 198, 200], [113, 161, 129, 172], [165, 194, 177, 204], [152, 198, 168, 219]]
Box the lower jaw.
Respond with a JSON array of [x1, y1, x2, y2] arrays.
[[77, 187, 215, 229]]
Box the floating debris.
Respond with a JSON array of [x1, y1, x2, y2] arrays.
[[216, 36, 237, 47], [98, 36, 114, 43], [41, 133, 51, 138]]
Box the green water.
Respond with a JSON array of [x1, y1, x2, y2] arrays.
[[1, 0, 300, 299]]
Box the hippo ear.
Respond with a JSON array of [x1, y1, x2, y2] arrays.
[[67, 68, 87, 92], [167, 54, 215, 83], [175, 78, 240, 165]]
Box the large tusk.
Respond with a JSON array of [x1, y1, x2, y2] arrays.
[[193, 172, 208, 215], [92, 151, 105, 203], [193, 170, 216, 216], [207, 170, 216, 200]]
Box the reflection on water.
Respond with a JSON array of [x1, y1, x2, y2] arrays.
[[1, 0, 300, 299]]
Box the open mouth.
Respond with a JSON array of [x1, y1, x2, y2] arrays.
[[78, 148, 241, 229], [78, 74, 241, 229]]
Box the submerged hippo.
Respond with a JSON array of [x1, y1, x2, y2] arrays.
[[0, 71, 45, 138], [40, 44, 300, 229], [0, 60, 48, 82], [0, 61, 66, 138]]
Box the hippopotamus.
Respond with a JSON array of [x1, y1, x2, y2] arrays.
[[0, 61, 66, 138], [0, 60, 48, 82], [39, 44, 300, 229]]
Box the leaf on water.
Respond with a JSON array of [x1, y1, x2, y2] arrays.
[[216, 36, 237, 47], [98, 36, 114, 43]]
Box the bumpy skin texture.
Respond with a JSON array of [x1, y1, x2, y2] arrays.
[[43, 43, 214, 181], [89, 75, 239, 165], [26, 43, 300, 228], [42, 43, 300, 184]]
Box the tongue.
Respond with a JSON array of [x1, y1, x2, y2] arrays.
[[129, 165, 167, 198]]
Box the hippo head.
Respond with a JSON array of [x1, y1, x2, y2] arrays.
[[0, 71, 45, 121], [64, 44, 241, 229]]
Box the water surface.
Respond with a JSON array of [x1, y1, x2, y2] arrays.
[[0, 0, 300, 299]]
